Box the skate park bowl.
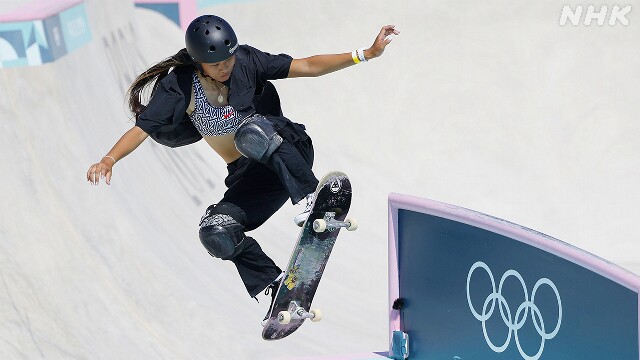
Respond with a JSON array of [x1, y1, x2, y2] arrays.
[[2, 0, 640, 358], [387, 193, 640, 360]]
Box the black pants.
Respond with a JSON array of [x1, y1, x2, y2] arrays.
[[213, 120, 318, 297]]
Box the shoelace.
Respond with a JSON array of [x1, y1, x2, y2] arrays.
[[264, 281, 279, 298], [304, 194, 315, 211], [264, 272, 284, 299], [255, 283, 276, 304]]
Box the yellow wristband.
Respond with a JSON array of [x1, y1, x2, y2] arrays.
[[351, 50, 361, 64]]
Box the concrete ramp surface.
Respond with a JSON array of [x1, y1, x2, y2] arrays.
[[1, 0, 639, 359]]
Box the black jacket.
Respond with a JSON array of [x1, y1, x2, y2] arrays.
[[135, 45, 293, 147]]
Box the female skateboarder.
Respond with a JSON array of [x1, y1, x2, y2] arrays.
[[86, 15, 398, 307]]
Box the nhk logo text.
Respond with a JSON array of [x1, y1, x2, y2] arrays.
[[560, 5, 632, 25]]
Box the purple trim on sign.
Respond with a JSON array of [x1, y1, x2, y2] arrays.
[[388, 200, 401, 357], [387, 192, 640, 359], [0, 0, 83, 22]]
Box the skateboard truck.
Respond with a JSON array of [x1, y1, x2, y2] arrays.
[[313, 212, 358, 233], [277, 301, 323, 325]]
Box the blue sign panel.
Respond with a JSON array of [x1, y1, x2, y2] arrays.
[[0, 2, 90, 68], [397, 209, 639, 360], [135, 3, 180, 27], [42, 14, 66, 63], [59, 3, 92, 53], [0, 22, 35, 67]]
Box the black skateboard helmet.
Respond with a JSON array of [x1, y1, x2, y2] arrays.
[[185, 15, 238, 64]]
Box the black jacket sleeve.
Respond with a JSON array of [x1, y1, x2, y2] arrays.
[[135, 67, 203, 148], [245, 45, 293, 84]]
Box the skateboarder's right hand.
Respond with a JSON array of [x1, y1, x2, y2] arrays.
[[86, 126, 149, 186]]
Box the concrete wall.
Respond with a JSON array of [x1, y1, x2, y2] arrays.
[[1, 0, 639, 359]]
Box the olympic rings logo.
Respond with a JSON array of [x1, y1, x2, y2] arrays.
[[466, 261, 562, 360]]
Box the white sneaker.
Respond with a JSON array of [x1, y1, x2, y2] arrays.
[[293, 193, 315, 227]]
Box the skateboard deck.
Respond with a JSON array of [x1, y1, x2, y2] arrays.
[[262, 171, 355, 340]]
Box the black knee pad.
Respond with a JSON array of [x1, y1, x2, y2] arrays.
[[234, 115, 283, 164], [199, 202, 247, 259]]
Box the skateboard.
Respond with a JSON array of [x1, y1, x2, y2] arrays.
[[262, 171, 357, 340]]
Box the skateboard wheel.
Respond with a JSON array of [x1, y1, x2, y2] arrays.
[[313, 219, 327, 233], [310, 309, 323, 322], [278, 311, 292, 325], [345, 218, 358, 231]]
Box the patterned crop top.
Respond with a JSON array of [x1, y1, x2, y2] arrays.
[[189, 71, 245, 136]]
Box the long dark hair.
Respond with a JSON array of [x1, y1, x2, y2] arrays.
[[127, 48, 195, 118]]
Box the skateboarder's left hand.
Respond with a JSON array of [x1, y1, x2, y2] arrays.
[[366, 25, 400, 59], [86, 158, 114, 186]]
